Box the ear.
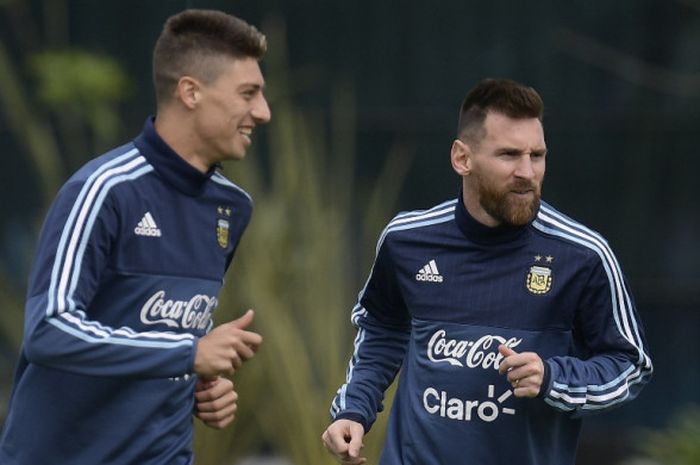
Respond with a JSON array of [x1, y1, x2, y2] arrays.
[[175, 76, 201, 110], [450, 139, 472, 176]]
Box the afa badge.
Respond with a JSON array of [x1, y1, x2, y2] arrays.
[[216, 205, 232, 249], [526, 265, 552, 295], [216, 219, 230, 249]]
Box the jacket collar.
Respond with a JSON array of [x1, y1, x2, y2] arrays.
[[454, 191, 533, 245], [133, 117, 215, 196]]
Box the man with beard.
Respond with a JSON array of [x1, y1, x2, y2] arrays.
[[322, 79, 652, 465]]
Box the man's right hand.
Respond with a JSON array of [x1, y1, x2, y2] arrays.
[[322, 419, 367, 465], [194, 309, 262, 377]]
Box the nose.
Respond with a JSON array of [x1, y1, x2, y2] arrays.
[[252, 94, 271, 124], [514, 155, 536, 180]]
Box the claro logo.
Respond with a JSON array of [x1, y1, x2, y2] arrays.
[[423, 385, 516, 422]]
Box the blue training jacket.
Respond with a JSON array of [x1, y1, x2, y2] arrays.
[[331, 196, 653, 465], [0, 118, 252, 465]]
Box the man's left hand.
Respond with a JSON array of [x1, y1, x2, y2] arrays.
[[194, 376, 238, 429], [497, 345, 544, 398]]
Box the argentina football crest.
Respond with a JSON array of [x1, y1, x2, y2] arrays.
[[526, 255, 553, 295], [216, 206, 232, 249]]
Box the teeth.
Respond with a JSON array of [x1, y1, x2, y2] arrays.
[[239, 128, 252, 136]]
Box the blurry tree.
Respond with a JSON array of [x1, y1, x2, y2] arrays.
[[0, 0, 130, 205]]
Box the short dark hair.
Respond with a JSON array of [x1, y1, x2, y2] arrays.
[[153, 9, 267, 105], [457, 79, 544, 145]]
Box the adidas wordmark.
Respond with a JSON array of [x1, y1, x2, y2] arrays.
[[134, 211, 162, 237], [416, 259, 443, 283]]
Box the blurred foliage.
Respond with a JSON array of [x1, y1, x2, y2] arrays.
[[30, 49, 130, 158], [192, 17, 410, 465], [0, 270, 23, 350], [637, 405, 700, 465], [30, 50, 129, 105]]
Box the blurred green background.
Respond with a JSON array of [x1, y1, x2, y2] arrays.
[[1, 1, 698, 464]]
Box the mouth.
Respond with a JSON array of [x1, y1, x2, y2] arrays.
[[238, 126, 253, 144]]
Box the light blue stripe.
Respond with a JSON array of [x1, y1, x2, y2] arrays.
[[337, 202, 456, 415], [388, 199, 458, 223], [377, 213, 454, 253], [339, 327, 366, 411], [541, 206, 649, 369], [537, 206, 650, 368], [552, 363, 636, 393], [48, 318, 193, 349], [533, 220, 627, 349], [64, 310, 194, 343], [532, 219, 651, 405], [211, 173, 252, 202], [47, 149, 140, 316], [544, 397, 575, 411], [66, 165, 154, 309]]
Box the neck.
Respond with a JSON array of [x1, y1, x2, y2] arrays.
[[154, 111, 211, 174]]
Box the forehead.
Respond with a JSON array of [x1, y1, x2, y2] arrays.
[[481, 111, 545, 149], [210, 56, 265, 87]]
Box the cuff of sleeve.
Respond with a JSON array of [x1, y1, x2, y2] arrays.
[[536, 360, 552, 399], [333, 411, 370, 434]]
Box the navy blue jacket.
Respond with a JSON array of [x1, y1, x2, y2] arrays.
[[0, 118, 252, 464], [331, 197, 652, 465]]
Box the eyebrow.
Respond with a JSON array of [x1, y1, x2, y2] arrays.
[[496, 147, 547, 155], [239, 82, 265, 91]]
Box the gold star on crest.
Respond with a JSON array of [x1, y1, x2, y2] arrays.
[[545, 255, 554, 263], [534, 255, 542, 262]]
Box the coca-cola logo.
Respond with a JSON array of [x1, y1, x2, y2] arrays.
[[427, 329, 522, 369], [140, 290, 217, 330]]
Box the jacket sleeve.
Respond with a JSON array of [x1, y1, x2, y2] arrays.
[[22, 177, 196, 378], [329, 235, 411, 432], [541, 246, 653, 417]]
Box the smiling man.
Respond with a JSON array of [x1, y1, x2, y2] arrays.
[[323, 79, 653, 465], [0, 10, 269, 465]]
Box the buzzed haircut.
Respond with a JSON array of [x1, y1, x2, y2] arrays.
[[457, 78, 544, 145], [153, 9, 267, 106]]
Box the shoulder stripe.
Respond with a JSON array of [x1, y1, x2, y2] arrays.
[[389, 199, 458, 223], [65, 165, 153, 308], [376, 206, 455, 255], [43, 151, 192, 349], [534, 206, 652, 409], [536, 206, 649, 367], [211, 172, 252, 202], [334, 198, 456, 418], [47, 148, 142, 316]]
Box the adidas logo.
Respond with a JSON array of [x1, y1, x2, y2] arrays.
[[416, 259, 443, 283], [134, 211, 162, 237]]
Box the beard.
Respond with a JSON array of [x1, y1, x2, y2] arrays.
[[474, 172, 542, 226]]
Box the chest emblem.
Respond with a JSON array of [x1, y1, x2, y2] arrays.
[[216, 219, 230, 248], [526, 265, 552, 295], [526, 254, 554, 295], [216, 206, 233, 249]]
